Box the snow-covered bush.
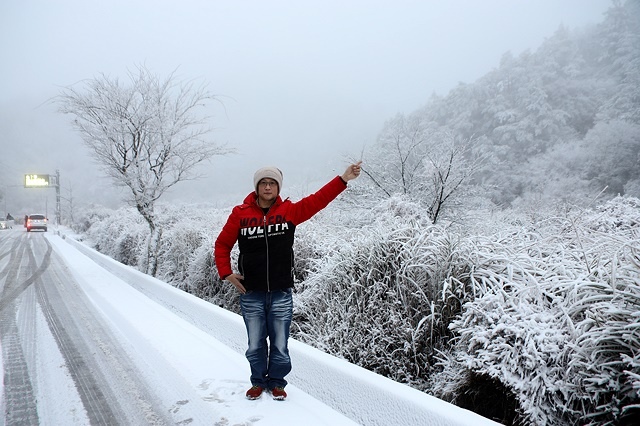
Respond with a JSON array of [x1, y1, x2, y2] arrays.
[[567, 266, 640, 425], [182, 233, 241, 313], [293, 197, 466, 389], [155, 223, 206, 284], [153, 204, 220, 284], [71, 203, 117, 234], [82, 206, 147, 266], [563, 198, 640, 424], [580, 195, 640, 232], [431, 197, 640, 425], [291, 223, 328, 283], [431, 232, 579, 425]]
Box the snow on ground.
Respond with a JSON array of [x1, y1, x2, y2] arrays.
[[48, 229, 500, 426], [32, 300, 91, 425]]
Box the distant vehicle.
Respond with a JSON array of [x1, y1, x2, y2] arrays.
[[26, 214, 47, 232], [0, 213, 13, 229]]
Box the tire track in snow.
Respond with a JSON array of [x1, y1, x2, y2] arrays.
[[0, 233, 21, 265], [2, 233, 119, 425], [0, 234, 51, 314], [0, 232, 40, 425], [38, 239, 171, 425], [0, 232, 27, 295], [35, 277, 121, 425]]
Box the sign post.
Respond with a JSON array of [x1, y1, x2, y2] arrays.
[[54, 170, 60, 226]]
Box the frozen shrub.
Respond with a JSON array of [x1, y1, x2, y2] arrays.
[[72, 204, 117, 234], [442, 291, 576, 425], [291, 223, 327, 283], [183, 234, 240, 313], [293, 200, 468, 390], [565, 244, 640, 424], [432, 197, 640, 425], [580, 195, 640, 232], [82, 206, 147, 265], [115, 233, 143, 266], [156, 223, 206, 284]]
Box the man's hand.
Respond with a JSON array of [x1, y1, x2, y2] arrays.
[[226, 273, 246, 294], [342, 161, 362, 182]]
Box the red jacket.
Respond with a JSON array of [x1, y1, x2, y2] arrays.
[[214, 176, 347, 292]]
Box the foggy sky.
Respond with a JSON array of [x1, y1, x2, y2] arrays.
[[0, 0, 612, 215]]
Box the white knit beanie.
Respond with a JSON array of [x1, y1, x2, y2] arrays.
[[253, 166, 283, 193]]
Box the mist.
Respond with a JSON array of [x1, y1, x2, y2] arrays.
[[0, 0, 611, 216]]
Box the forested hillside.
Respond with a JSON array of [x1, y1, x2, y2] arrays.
[[69, 2, 640, 425], [364, 0, 639, 216]]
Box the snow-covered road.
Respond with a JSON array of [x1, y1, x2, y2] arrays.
[[0, 227, 500, 425]]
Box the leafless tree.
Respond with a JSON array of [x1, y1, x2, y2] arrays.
[[362, 113, 429, 197], [362, 113, 484, 224], [422, 133, 484, 224], [57, 65, 232, 276]]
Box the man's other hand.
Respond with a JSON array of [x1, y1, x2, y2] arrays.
[[226, 273, 246, 294]]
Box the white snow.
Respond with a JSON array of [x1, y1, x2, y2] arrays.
[[35, 230, 499, 425], [32, 301, 90, 426]]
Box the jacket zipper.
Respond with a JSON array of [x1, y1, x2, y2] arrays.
[[263, 213, 270, 292]]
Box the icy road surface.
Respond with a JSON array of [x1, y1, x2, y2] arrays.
[[0, 227, 500, 426]]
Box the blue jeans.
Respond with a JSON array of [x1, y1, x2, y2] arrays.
[[239, 289, 293, 389]]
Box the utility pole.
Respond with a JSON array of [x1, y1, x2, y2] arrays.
[[55, 169, 61, 226]]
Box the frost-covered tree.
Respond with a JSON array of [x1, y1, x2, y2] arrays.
[[596, 0, 640, 124], [422, 133, 485, 224], [57, 65, 231, 276], [362, 113, 430, 198], [581, 120, 640, 196], [363, 114, 483, 223]]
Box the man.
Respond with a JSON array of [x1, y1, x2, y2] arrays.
[[214, 162, 362, 400]]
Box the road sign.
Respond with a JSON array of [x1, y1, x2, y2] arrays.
[[24, 174, 50, 188]]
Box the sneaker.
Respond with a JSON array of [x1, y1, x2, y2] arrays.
[[246, 385, 264, 400], [271, 387, 287, 401]]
